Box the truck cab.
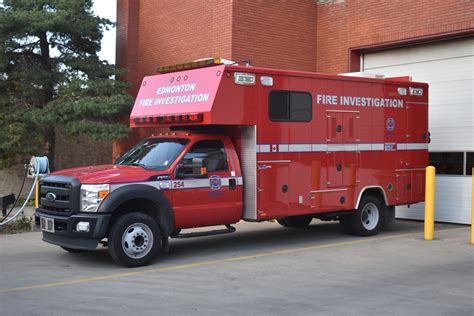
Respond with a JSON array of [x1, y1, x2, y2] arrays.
[[36, 131, 243, 266]]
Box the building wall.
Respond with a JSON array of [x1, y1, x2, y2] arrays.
[[54, 127, 112, 171], [232, 1, 317, 71], [316, 0, 474, 73], [120, 0, 233, 94], [117, 0, 474, 82]]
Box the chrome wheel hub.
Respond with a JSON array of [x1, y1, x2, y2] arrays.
[[121, 223, 154, 259], [361, 203, 379, 231]]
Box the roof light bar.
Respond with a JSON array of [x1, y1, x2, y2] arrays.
[[134, 113, 204, 125], [157, 58, 222, 73]]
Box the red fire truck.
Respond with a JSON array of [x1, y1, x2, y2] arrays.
[[35, 58, 429, 267]]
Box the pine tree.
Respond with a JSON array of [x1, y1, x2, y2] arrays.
[[0, 0, 132, 170]]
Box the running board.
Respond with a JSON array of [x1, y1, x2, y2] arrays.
[[173, 225, 236, 239]]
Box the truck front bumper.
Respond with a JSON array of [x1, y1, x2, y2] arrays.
[[35, 210, 111, 250]]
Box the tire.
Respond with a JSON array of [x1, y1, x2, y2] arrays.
[[339, 216, 352, 235], [277, 215, 312, 228], [108, 212, 161, 267], [60, 246, 89, 253], [349, 195, 383, 236], [382, 205, 396, 230], [277, 218, 289, 227]]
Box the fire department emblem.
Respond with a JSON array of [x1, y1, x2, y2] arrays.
[[209, 175, 222, 190], [386, 118, 395, 131]]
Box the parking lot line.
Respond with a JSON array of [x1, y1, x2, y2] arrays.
[[0, 227, 468, 294]]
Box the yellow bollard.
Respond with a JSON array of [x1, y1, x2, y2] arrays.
[[471, 168, 473, 245], [35, 179, 39, 209], [424, 166, 436, 240]]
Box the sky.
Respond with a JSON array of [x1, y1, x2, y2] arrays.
[[92, 0, 116, 64]]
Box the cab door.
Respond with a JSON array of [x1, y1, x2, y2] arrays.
[[171, 139, 242, 229]]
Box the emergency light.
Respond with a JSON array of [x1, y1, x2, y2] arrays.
[[157, 58, 223, 73]]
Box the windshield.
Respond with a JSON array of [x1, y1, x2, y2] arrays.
[[116, 138, 189, 170]]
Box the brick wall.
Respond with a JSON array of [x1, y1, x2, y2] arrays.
[[128, 0, 233, 91], [232, 1, 317, 71], [54, 127, 112, 171], [316, 0, 474, 73], [116, 0, 474, 75]]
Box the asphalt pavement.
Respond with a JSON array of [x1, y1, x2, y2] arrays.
[[0, 220, 473, 315]]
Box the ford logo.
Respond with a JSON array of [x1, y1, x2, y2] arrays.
[[45, 192, 57, 202]]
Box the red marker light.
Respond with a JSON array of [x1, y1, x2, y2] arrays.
[[188, 113, 203, 122]]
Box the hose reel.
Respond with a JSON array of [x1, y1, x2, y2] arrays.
[[28, 156, 49, 178]]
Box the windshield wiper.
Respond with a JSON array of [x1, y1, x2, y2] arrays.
[[122, 162, 146, 167]]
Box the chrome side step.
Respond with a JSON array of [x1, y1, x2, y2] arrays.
[[173, 225, 236, 239]]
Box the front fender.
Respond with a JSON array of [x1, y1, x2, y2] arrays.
[[98, 184, 174, 237]]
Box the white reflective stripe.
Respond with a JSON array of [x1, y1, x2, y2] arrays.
[[175, 179, 209, 189], [278, 144, 289, 152], [312, 144, 327, 152], [257, 143, 427, 153], [358, 143, 372, 151], [259, 144, 270, 153], [110, 181, 167, 191], [289, 144, 312, 152], [159, 181, 171, 189], [406, 143, 429, 150], [371, 143, 384, 151], [397, 143, 407, 150], [110, 177, 243, 191], [344, 145, 358, 151], [327, 145, 345, 152]]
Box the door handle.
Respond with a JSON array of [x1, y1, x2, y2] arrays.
[[229, 178, 237, 190]]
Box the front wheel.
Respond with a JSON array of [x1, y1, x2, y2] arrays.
[[108, 212, 161, 267]]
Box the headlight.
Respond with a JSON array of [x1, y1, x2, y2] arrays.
[[80, 184, 110, 212]]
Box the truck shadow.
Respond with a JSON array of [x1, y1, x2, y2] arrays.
[[65, 220, 426, 268], [164, 220, 422, 263]]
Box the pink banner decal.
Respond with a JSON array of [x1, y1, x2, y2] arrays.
[[130, 65, 225, 123]]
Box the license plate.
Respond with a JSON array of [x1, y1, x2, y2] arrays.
[[40, 217, 55, 233]]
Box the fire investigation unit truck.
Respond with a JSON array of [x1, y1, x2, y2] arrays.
[[35, 58, 429, 267]]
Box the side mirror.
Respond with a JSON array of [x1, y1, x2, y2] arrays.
[[175, 158, 208, 179]]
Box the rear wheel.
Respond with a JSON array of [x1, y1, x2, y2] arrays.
[[108, 212, 161, 267], [348, 195, 383, 236], [277, 215, 312, 228]]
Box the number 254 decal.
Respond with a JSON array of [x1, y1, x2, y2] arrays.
[[173, 181, 185, 189]]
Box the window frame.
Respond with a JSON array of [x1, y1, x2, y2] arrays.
[[268, 90, 312, 123]]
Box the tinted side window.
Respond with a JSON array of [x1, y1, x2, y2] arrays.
[[269, 91, 312, 122], [182, 140, 228, 172]]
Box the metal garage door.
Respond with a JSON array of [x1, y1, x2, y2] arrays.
[[362, 37, 473, 224]]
